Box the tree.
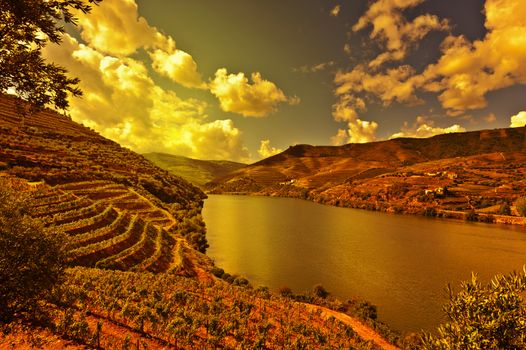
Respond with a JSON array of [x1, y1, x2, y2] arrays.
[[0, 0, 100, 111], [421, 269, 526, 349], [0, 180, 66, 321], [515, 197, 526, 217], [313, 284, 329, 299]]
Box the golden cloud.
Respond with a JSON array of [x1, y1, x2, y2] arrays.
[[510, 111, 526, 127], [150, 48, 206, 89], [390, 116, 465, 139], [330, 119, 378, 145], [258, 140, 283, 159], [75, 0, 166, 56], [420, 0, 526, 114], [42, 34, 250, 162], [353, 0, 448, 67], [209, 68, 293, 117]]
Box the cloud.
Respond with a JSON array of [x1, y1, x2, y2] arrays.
[[42, 34, 250, 162], [510, 111, 526, 127], [294, 61, 335, 74], [419, 0, 526, 114], [209, 68, 293, 117], [484, 113, 497, 123], [330, 5, 341, 17], [330, 129, 349, 146], [150, 48, 206, 89], [353, 0, 448, 67], [335, 64, 421, 107], [74, 0, 207, 90], [390, 116, 465, 139], [330, 119, 378, 145], [75, 0, 166, 56], [258, 140, 283, 158]]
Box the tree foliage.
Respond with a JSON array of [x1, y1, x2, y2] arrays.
[[0, 0, 100, 111], [422, 269, 526, 349], [0, 180, 66, 321], [515, 196, 526, 217]]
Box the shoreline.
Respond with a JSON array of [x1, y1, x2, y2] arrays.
[[206, 191, 526, 228]]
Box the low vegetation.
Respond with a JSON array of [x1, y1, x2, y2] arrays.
[[0, 180, 66, 322], [420, 269, 526, 349]]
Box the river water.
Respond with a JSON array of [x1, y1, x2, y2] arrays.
[[202, 194, 526, 333]]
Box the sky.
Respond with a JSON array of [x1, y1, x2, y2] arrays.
[[42, 0, 526, 163]]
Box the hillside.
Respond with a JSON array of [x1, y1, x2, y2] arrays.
[[209, 127, 526, 223], [0, 94, 210, 274], [144, 152, 245, 187]]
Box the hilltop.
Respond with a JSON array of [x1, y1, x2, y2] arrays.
[[208, 127, 526, 224], [143, 152, 245, 187]]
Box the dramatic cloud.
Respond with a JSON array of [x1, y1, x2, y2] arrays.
[[75, 0, 166, 56], [419, 0, 526, 114], [335, 0, 526, 129], [43, 34, 249, 161], [335, 64, 421, 107], [75, 0, 207, 90], [353, 0, 448, 67], [150, 48, 206, 89], [258, 140, 283, 158], [510, 111, 526, 127], [390, 116, 465, 139], [210, 68, 293, 117]]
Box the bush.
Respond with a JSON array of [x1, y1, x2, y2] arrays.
[[313, 284, 330, 299], [422, 269, 526, 349], [515, 197, 526, 217], [499, 202, 511, 216], [0, 180, 66, 321]]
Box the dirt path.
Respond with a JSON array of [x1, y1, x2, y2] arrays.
[[303, 304, 400, 350]]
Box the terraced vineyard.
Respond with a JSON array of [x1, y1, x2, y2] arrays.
[[0, 94, 210, 274]]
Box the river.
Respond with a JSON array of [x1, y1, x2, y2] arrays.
[[202, 194, 526, 333]]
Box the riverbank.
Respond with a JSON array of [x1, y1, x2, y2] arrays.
[[207, 189, 526, 228]]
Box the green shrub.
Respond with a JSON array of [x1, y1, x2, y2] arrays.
[[0, 181, 66, 321], [313, 284, 330, 299], [422, 269, 526, 349], [515, 197, 526, 217]]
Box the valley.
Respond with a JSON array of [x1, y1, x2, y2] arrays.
[[0, 94, 399, 349]]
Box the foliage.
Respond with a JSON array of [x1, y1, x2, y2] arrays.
[[422, 269, 526, 349], [48, 267, 376, 349], [0, 180, 66, 321], [313, 284, 330, 299], [515, 197, 526, 217], [499, 202, 511, 216], [0, 0, 101, 111]]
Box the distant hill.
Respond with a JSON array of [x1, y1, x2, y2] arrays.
[[209, 127, 526, 223], [143, 152, 246, 187]]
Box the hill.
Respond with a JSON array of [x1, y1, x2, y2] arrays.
[[0, 93, 210, 274], [208, 127, 526, 224], [143, 152, 245, 187]]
